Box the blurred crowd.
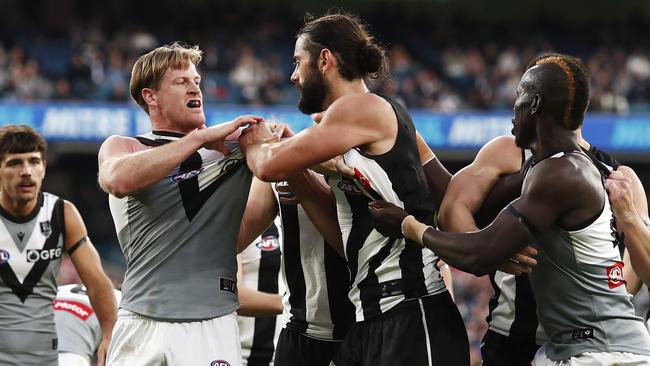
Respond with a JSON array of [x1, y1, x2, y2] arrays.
[[1, 23, 649, 113]]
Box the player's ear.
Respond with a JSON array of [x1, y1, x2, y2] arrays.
[[530, 94, 541, 115], [320, 48, 333, 74]]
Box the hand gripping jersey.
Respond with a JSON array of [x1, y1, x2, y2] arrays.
[[0, 192, 65, 364], [327, 95, 447, 322], [54, 284, 122, 363], [108, 131, 252, 320]]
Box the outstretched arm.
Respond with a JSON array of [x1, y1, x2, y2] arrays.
[[371, 158, 597, 276], [64, 201, 116, 366], [239, 93, 394, 182]]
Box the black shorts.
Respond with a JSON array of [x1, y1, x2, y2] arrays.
[[337, 292, 469, 366], [480, 329, 540, 366], [274, 327, 343, 366]]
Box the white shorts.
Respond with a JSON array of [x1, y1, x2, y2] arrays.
[[58, 352, 90, 366], [106, 309, 242, 366], [533, 343, 650, 365]]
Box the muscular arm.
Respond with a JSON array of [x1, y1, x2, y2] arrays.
[[240, 94, 393, 182], [99, 118, 256, 198], [64, 201, 116, 366], [237, 178, 278, 254], [439, 136, 523, 232], [380, 158, 600, 276]]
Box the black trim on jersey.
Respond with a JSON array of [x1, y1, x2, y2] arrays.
[[280, 203, 309, 333], [177, 152, 243, 221], [134, 136, 171, 147], [0, 198, 64, 303], [248, 238, 282, 366], [0, 193, 44, 224], [152, 130, 185, 138], [66, 236, 88, 256], [323, 239, 354, 340], [509, 274, 538, 343]]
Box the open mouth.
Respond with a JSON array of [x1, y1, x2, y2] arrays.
[[187, 100, 201, 108]]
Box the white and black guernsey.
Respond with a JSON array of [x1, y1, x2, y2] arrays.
[[0, 192, 65, 364], [485, 145, 622, 345], [328, 95, 447, 322], [238, 223, 284, 366], [109, 131, 252, 320], [524, 150, 650, 360], [274, 186, 355, 341]]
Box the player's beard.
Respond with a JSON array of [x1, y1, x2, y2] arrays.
[[297, 67, 328, 115]]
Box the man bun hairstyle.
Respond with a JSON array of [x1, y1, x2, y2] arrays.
[[298, 12, 389, 81]]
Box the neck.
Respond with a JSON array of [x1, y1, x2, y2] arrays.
[[323, 78, 369, 109], [0, 193, 38, 219], [533, 118, 581, 160], [150, 113, 198, 135], [576, 128, 590, 150]]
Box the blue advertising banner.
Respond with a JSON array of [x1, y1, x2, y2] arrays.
[[0, 102, 649, 153]]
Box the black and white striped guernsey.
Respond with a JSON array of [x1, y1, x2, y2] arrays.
[[328, 94, 447, 322], [273, 187, 355, 341], [238, 223, 284, 366]]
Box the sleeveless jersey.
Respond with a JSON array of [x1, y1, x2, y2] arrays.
[[238, 223, 284, 366], [54, 284, 122, 362], [327, 95, 446, 322], [486, 145, 622, 345], [525, 151, 650, 360], [0, 192, 65, 364], [108, 131, 252, 320], [274, 184, 355, 340]]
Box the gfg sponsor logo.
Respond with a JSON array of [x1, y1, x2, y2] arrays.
[[26, 248, 62, 262], [210, 360, 230, 366], [0, 250, 10, 264]]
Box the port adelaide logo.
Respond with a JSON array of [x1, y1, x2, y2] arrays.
[[40, 221, 52, 237], [0, 250, 10, 264]]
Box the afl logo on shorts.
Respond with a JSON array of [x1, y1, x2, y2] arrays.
[[256, 236, 280, 251], [337, 180, 362, 195], [210, 360, 230, 366], [606, 261, 626, 289], [171, 168, 204, 182], [0, 250, 10, 264]]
